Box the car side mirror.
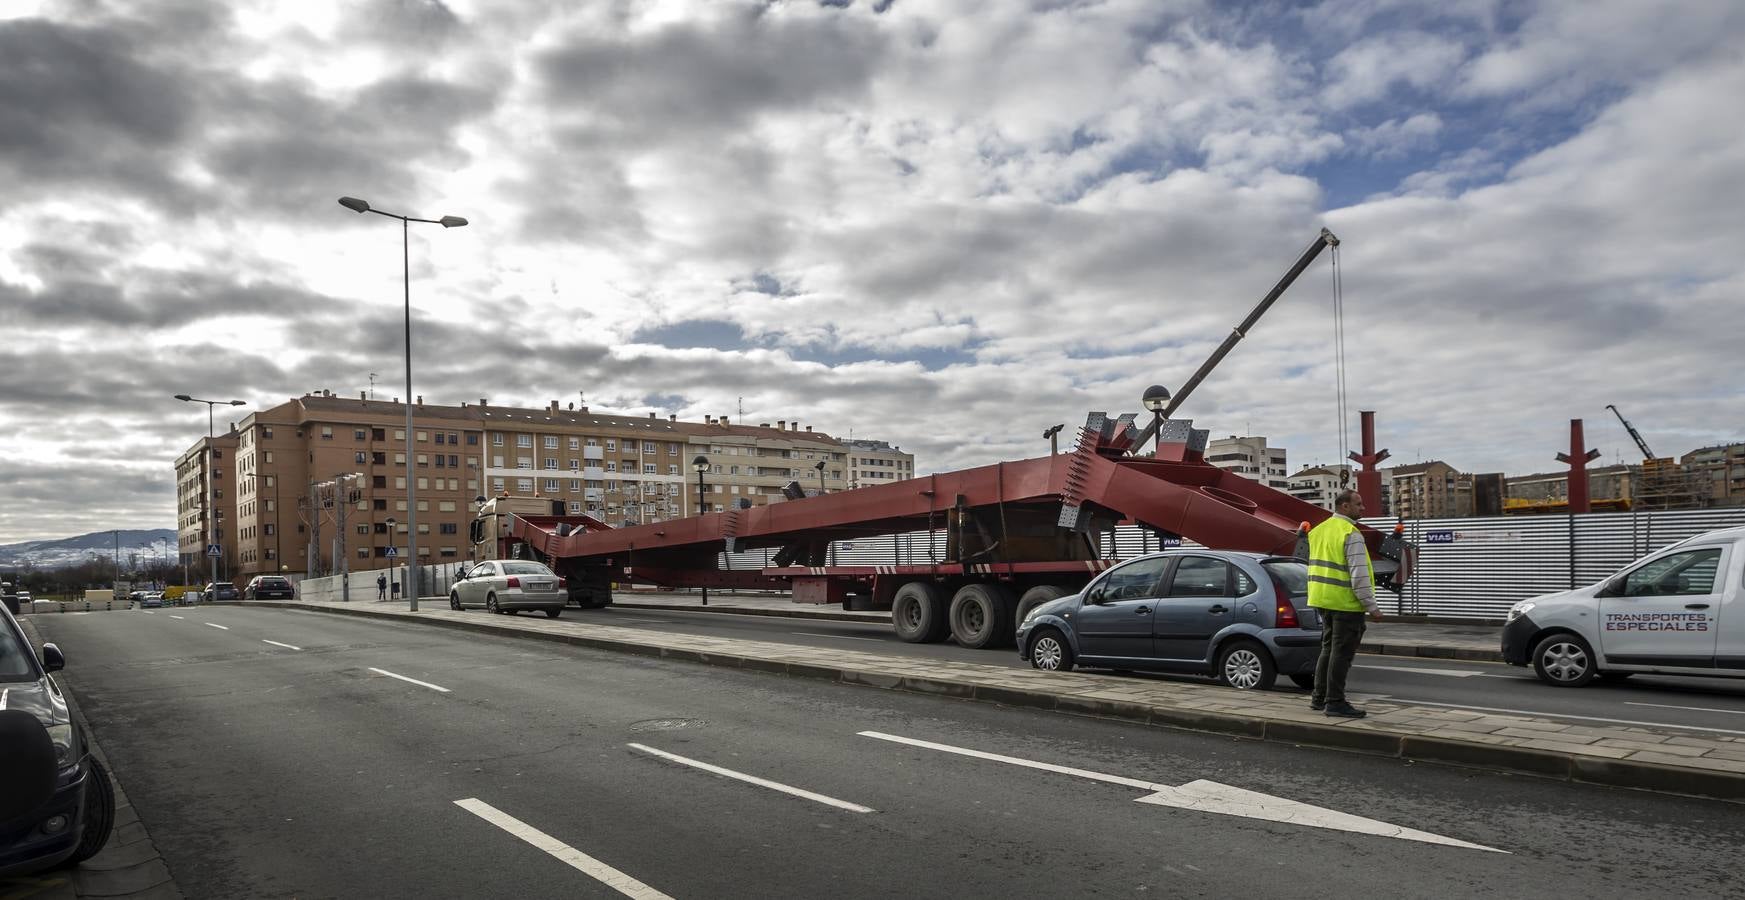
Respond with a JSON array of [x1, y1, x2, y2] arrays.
[[40, 643, 65, 672], [1087, 588, 1106, 604]]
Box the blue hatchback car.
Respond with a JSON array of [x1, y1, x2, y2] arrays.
[[1016, 550, 1321, 690]]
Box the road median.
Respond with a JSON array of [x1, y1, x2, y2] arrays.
[[257, 600, 1745, 803]]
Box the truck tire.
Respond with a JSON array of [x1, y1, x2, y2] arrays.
[[892, 582, 948, 643], [950, 583, 1016, 649], [1016, 585, 1069, 623]]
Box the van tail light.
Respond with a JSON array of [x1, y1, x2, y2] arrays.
[[1274, 582, 1300, 629], [506, 576, 521, 588]]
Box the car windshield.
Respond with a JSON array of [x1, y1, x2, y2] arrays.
[[1261, 560, 1310, 596], [500, 562, 554, 576], [0, 618, 39, 682]]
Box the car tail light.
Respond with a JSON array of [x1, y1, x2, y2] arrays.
[[506, 576, 521, 588], [1274, 582, 1300, 629], [558, 577, 567, 589]]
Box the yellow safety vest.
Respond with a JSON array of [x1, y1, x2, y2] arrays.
[[1306, 515, 1372, 612]]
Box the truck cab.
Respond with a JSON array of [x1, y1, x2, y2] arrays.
[[467, 496, 615, 608], [1503, 526, 1745, 685]]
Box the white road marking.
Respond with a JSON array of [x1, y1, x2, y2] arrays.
[[628, 743, 875, 813], [142, 611, 155, 615], [454, 798, 673, 899], [1396, 699, 1745, 736], [1356, 664, 1486, 678], [367, 667, 450, 693], [205, 623, 230, 630], [1625, 701, 1745, 716], [859, 731, 1503, 853], [791, 631, 884, 642], [169, 615, 185, 620], [262, 640, 302, 651]]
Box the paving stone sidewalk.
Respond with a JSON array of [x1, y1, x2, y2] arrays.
[[608, 592, 1509, 661], [282, 600, 1744, 802]]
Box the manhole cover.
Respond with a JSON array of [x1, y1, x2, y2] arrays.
[[629, 718, 705, 733]]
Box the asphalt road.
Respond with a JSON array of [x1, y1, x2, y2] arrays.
[[559, 604, 1745, 736], [26, 606, 1745, 900]]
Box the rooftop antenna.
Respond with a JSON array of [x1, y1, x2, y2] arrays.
[[368, 373, 378, 400], [738, 396, 744, 418]]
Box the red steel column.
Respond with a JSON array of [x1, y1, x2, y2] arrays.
[[1556, 419, 1602, 514], [1348, 411, 1390, 518]]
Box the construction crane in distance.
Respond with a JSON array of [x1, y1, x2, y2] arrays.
[[1606, 404, 1655, 460]]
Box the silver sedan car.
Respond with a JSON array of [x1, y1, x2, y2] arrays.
[[449, 560, 565, 617]]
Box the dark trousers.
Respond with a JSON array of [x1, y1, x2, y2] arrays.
[[1312, 610, 1368, 704]]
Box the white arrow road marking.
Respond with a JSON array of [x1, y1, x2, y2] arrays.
[[262, 640, 302, 651], [628, 743, 874, 813], [205, 623, 229, 630], [455, 798, 673, 900], [859, 731, 1504, 853], [367, 667, 450, 693]]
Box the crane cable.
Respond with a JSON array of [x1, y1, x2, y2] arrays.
[[1331, 243, 1351, 488]]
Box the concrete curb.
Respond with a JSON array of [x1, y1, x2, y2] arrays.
[[1360, 641, 1507, 663], [255, 602, 1744, 804], [611, 601, 884, 623], [15, 618, 185, 899]]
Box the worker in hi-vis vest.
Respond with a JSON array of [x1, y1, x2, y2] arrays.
[[1306, 490, 1384, 718]]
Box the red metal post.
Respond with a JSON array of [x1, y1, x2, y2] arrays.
[[1556, 418, 1602, 514], [1348, 410, 1390, 518]]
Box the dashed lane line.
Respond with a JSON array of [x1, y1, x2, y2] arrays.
[[367, 667, 450, 693], [262, 640, 302, 651], [204, 623, 230, 630], [454, 798, 673, 899], [628, 742, 875, 813]]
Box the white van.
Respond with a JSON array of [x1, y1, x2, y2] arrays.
[[1501, 526, 1744, 686]]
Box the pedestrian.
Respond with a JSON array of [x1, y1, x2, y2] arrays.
[[376, 573, 387, 601], [1307, 489, 1384, 718]]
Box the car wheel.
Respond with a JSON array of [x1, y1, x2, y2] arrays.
[[1016, 585, 1069, 623], [1531, 632, 1597, 687], [544, 608, 561, 619], [949, 583, 1015, 649], [68, 756, 116, 865], [891, 582, 948, 643], [486, 594, 502, 615], [449, 593, 462, 611], [1288, 673, 1316, 690], [1217, 639, 1277, 691], [1028, 629, 1075, 672]]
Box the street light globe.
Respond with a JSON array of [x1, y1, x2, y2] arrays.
[[1143, 384, 1172, 413], [692, 454, 709, 473]]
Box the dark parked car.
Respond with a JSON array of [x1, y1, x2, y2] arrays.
[[0, 605, 114, 876], [243, 576, 295, 601], [203, 582, 240, 602], [1016, 550, 1322, 690]]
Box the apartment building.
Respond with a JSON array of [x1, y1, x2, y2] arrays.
[[212, 393, 871, 581], [1682, 443, 1745, 507], [175, 432, 240, 583], [1383, 461, 1471, 518], [1205, 436, 1290, 490], [843, 439, 915, 489], [1285, 465, 1351, 510]]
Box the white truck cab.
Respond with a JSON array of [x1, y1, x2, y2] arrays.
[[1502, 526, 1745, 686]]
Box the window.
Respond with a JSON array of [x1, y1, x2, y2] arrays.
[[395, 429, 405, 440], [373, 452, 387, 465], [569, 437, 581, 450], [606, 462, 617, 473], [395, 453, 406, 464], [359, 547, 371, 558], [606, 440, 616, 451], [467, 433, 479, 445], [1096, 557, 1170, 601], [320, 426, 333, 439], [416, 454, 428, 466], [435, 433, 445, 445], [545, 479, 560, 492], [448, 455, 458, 467], [644, 443, 656, 454], [417, 478, 428, 490], [544, 458, 558, 470], [356, 451, 368, 464], [440, 547, 457, 557], [374, 499, 387, 510], [373, 476, 387, 488], [355, 429, 367, 440], [669, 445, 678, 456], [417, 431, 428, 442], [624, 440, 638, 452], [396, 477, 407, 489], [569, 459, 580, 471], [493, 433, 505, 446], [517, 459, 532, 470], [439, 501, 456, 512], [570, 480, 582, 491], [435, 455, 446, 468], [518, 479, 534, 493], [357, 524, 370, 535], [1165, 557, 1231, 598], [667, 465, 678, 475], [263, 524, 275, 535], [263, 427, 274, 439], [517, 435, 532, 448], [492, 455, 505, 468], [492, 478, 505, 492], [643, 464, 656, 474], [1618, 548, 1723, 597]]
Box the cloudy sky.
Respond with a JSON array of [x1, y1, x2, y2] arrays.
[[2, 0, 1742, 544]]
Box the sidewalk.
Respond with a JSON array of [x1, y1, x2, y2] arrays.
[[269, 599, 1745, 803], [607, 592, 1509, 661]]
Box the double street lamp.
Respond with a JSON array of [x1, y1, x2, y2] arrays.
[[337, 196, 468, 611], [175, 394, 247, 590]]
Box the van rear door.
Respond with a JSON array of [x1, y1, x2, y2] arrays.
[[1598, 545, 1725, 668]]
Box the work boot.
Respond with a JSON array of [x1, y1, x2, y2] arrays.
[[1308, 697, 1326, 711], [1324, 702, 1367, 719]]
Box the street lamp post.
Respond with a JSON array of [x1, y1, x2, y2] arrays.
[[176, 395, 247, 594], [385, 516, 398, 601], [1142, 385, 1172, 456], [692, 454, 710, 607], [337, 196, 468, 612]]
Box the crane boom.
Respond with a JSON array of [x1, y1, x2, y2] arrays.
[[1606, 404, 1656, 460]]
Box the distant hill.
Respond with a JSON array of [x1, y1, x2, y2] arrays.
[[0, 529, 177, 570]]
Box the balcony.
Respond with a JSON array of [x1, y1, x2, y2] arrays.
[[583, 446, 604, 461], [583, 466, 605, 480]]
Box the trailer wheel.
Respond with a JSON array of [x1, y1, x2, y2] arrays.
[[892, 582, 948, 643], [1016, 585, 1070, 623], [950, 583, 1016, 649]]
